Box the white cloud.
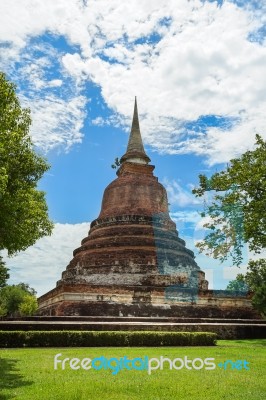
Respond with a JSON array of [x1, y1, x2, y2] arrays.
[[2, 222, 90, 296], [0, 0, 265, 162], [164, 179, 201, 207], [91, 116, 105, 126], [22, 94, 87, 152], [1, 36, 88, 152], [170, 210, 201, 224], [49, 79, 63, 87]]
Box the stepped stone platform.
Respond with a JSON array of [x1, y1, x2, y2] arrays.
[[38, 285, 258, 319], [1, 316, 265, 339]]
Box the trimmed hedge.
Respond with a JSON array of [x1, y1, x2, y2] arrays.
[[0, 331, 216, 347]]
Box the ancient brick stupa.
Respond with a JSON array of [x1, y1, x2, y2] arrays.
[[38, 99, 255, 317]]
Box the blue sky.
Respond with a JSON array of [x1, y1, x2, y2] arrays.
[[0, 0, 265, 295]]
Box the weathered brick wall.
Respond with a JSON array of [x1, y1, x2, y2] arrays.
[[99, 166, 169, 219]]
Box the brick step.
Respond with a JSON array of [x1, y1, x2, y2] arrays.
[[2, 316, 264, 324], [0, 319, 265, 339]]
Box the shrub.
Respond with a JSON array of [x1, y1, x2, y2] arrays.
[[0, 331, 217, 348]]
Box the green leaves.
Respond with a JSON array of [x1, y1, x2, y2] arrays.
[[0, 283, 38, 317], [0, 72, 53, 255], [193, 134, 266, 266], [0, 256, 9, 289], [18, 294, 38, 316], [245, 259, 266, 316], [226, 275, 249, 293], [193, 139, 266, 315]]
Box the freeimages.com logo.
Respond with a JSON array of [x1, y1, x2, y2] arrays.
[[54, 354, 250, 375]]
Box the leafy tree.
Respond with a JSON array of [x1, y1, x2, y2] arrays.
[[0, 255, 9, 288], [16, 282, 37, 296], [0, 282, 37, 317], [226, 260, 266, 316], [0, 302, 7, 317], [18, 294, 38, 316], [244, 259, 266, 316], [192, 134, 266, 266], [226, 274, 249, 293], [0, 72, 53, 255], [193, 136, 266, 315], [0, 285, 25, 317]]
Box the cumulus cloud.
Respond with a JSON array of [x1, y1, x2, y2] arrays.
[[22, 94, 86, 151], [3, 222, 90, 296], [1, 35, 88, 152], [0, 0, 265, 162], [164, 179, 201, 207]]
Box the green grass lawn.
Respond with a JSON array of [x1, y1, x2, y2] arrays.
[[0, 340, 265, 400]]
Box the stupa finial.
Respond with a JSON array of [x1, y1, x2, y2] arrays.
[[120, 97, 150, 165]]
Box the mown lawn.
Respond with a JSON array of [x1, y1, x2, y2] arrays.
[[0, 340, 265, 400]]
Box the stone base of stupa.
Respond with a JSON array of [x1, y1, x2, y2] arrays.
[[38, 283, 258, 319]]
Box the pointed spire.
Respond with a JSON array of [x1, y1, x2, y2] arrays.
[[120, 97, 151, 165], [127, 97, 145, 154]]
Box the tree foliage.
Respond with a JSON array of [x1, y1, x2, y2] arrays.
[[18, 294, 38, 316], [0, 72, 53, 255], [0, 256, 9, 288], [193, 134, 266, 266], [244, 259, 266, 316], [193, 136, 266, 315], [227, 260, 266, 316], [226, 274, 249, 293], [0, 282, 38, 317]]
